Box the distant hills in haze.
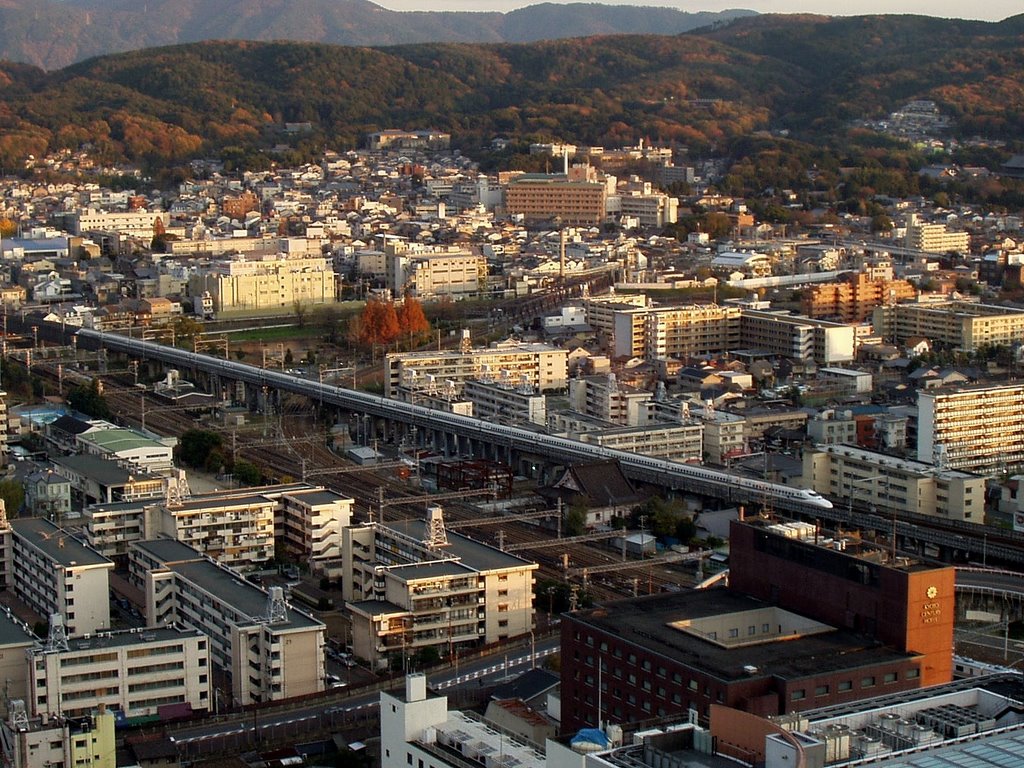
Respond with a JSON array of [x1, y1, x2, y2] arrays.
[[1, 13, 1023, 171], [0, 0, 756, 70]]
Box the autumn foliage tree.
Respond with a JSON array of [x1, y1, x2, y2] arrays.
[[350, 294, 432, 350], [355, 298, 400, 348], [396, 292, 431, 347]]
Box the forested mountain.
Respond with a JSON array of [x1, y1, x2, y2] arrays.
[[0, 0, 753, 70], [0, 14, 1022, 175]]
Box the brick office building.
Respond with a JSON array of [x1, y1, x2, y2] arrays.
[[560, 517, 955, 732]]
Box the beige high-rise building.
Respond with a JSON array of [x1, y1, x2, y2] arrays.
[[5, 518, 113, 636], [918, 383, 1024, 475], [28, 627, 211, 719]]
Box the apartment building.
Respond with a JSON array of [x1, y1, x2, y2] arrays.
[[576, 423, 703, 462], [5, 518, 113, 636], [187, 252, 336, 313], [582, 294, 649, 338], [612, 191, 678, 228], [802, 271, 917, 322], [739, 310, 855, 364], [386, 341, 568, 397], [27, 626, 211, 719], [1, 707, 116, 768], [150, 492, 276, 567], [505, 174, 607, 226], [341, 508, 537, 669], [277, 488, 354, 575], [388, 251, 486, 299], [905, 215, 970, 254], [568, 374, 652, 426], [872, 300, 1024, 352], [462, 378, 547, 426], [84, 483, 343, 568], [611, 304, 742, 360], [367, 130, 451, 151], [802, 443, 986, 521], [130, 539, 325, 705], [918, 383, 1024, 475]]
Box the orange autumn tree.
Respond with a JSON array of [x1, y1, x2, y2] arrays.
[[396, 291, 431, 348], [356, 297, 400, 348]]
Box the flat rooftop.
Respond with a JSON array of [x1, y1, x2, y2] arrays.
[[286, 488, 352, 506], [0, 607, 39, 648], [571, 590, 918, 683], [28, 626, 203, 654], [384, 519, 534, 573], [170, 559, 321, 631], [11, 518, 112, 569]]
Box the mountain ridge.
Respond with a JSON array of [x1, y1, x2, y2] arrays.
[[0, 0, 756, 69]]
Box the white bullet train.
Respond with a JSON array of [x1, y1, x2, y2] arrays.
[[78, 329, 835, 511]]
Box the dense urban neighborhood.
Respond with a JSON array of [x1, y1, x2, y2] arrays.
[[1, 72, 1024, 768]]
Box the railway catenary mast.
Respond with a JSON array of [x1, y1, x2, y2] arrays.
[[75, 329, 833, 513]]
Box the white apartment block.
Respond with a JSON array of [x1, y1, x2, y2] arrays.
[[918, 383, 1024, 476], [462, 379, 548, 426], [612, 191, 678, 228], [277, 488, 354, 575], [27, 626, 211, 719], [806, 409, 858, 445], [84, 482, 327, 566], [389, 251, 487, 298], [131, 539, 325, 705], [83, 500, 148, 560], [612, 304, 742, 360], [803, 444, 986, 522], [872, 300, 1024, 352], [568, 375, 652, 426], [187, 252, 337, 313], [5, 518, 113, 636], [386, 342, 568, 398], [342, 510, 537, 669], [577, 423, 703, 462], [70, 209, 169, 239], [381, 675, 545, 768], [739, 310, 855, 364], [696, 406, 747, 465], [905, 215, 970, 254]]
